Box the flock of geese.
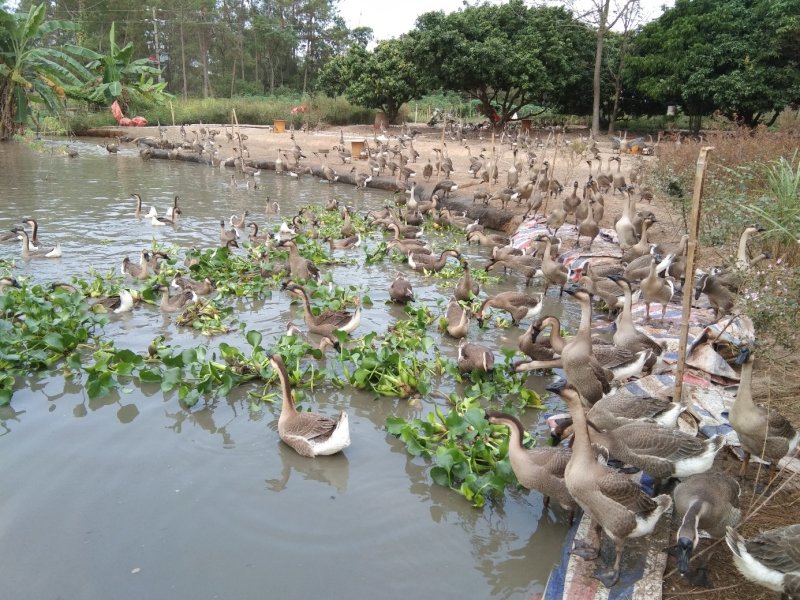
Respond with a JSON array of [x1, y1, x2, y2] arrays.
[[5, 127, 799, 597]]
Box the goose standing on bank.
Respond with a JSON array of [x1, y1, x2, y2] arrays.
[[556, 385, 673, 588], [269, 353, 350, 457], [728, 351, 799, 481], [485, 410, 576, 520], [673, 472, 741, 575]]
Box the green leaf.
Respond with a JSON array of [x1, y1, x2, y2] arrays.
[[246, 330, 263, 349]]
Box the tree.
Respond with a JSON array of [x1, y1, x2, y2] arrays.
[[408, 0, 594, 126], [0, 4, 95, 139], [626, 0, 800, 128], [317, 36, 425, 123]]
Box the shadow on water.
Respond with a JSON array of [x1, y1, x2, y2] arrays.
[[0, 139, 574, 600]]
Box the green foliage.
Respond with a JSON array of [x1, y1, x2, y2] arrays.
[[409, 0, 594, 124], [317, 37, 427, 123], [626, 0, 800, 126]]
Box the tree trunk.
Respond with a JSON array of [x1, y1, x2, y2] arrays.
[[179, 17, 187, 100], [591, 0, 611, 139]]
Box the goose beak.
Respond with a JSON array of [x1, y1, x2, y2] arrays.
[[545, 379, 567, 394], [676, 537, 693, 574]]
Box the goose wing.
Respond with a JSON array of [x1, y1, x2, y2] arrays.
[[764, 407, 797, 440], [615, 423, 706, 462], [597, 470, 659, 514], [316, 308, 354, 328], [593, 344, 636, 368], [743, 524, 800, 573], [286, 411, 338, 441]]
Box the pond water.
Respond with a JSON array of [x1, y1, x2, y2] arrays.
[[0, 140, 579, 600]]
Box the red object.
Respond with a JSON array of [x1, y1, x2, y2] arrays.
[[110, 100, 148, 127], [291, 105, 308, 114]]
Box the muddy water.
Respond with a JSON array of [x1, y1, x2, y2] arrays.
[[0, 140, 578, 600]]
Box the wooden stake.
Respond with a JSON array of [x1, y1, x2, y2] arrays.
[[673, 146, 714, 402], [169, 100, 175, 127]]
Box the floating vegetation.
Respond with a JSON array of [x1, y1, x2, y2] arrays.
[[175, 298, 234, 335]]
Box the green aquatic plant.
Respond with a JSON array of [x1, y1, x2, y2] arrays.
[[175, 298, 234, 335]]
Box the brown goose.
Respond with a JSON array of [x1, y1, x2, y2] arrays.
[[121, 250, 150, 279], [673, 472, 741, 575], [269, 354, 350, 457], [89, 289, 135, 314], [466, 229, 510, 248], [640, 256, 675, 321], [517, 319, 559, 362], [325, 233, 361, 250], [485, 410, 576, 519], [283, 282, 360, 337], [457, 338, 494, 373], [22, 218, 43, 247], [725, 523, 800, 597], [537, 235, 568, 296], [219, 220, 239, 244], [444, 298, 470, 339], [610, 276, 665, 368], [575, 198, 601, 249], [154, 284, 196, 312], [171, 275, 215, 296], [728, 352, 799, 481], [388, 273, 414, 304], [560, 289, 613, 406], [13, 228, 61, 259], [279, 239, 320, 281], [476, 291, 542, 326], [407, 249, 460, 273], [454, 260, 479, 301], [620, 216, 656, 264], [586, 388, 685, 432], [247, 222, 271, 245], [557, 385, 673, 588], [230, 210, 249, 229], [340, 207, 356, 237]]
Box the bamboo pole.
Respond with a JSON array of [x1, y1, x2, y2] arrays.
[[672, 146, 714, 402]]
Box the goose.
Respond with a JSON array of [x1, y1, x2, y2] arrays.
[[562, 181, 581, 222], [620, 216, 657, 264], [105, 138, 120, 153], [485, 257, 540, 287], [485, 410, 576, 520], [247, 222, 271, 245], [13, 228, 61, 259], [388, 273, 414, 304], [610, 276, 665, 368], [586, 388, 685, 432], [556, 384, 673, 589], [269, 354, 350, 457], [728, 351, 799, 481], [0, 276, 21, 292], [154, 284, 196, 312], [454, 260, 480, 302], [422, 159, 433, 181], [545, 206, 567, 236], [340, 208, 356, 237], [407, 249, 460, 273], [121, 251, 150, 279], [444, 297, 471, 339], [615, 189, 639, 249], [230, 210, 249, 229], [388, 238, 431, 256], [640, 255, 675, 320], [21, 218, 43, 248], [725, 524, 800, 597], [321, 164, 339, 183], [283, 282, 360, 337], [673, 472, 741, 575], [466, 229, 509, 248], [587, 420, 726, 483], [165, 195, 181, 218], [570, 260, 626, 313], [623, 248, 660, 282], [517, 319, 559, 362], [151, 207, 181, 226], [219, 220, 239, 244], [431, 179, 458, 198], [265, 199, 281, 216], [476, 291, 542, 326], [387, 220, 422, 240], [146, 251, 169, 274], [89, 289, 135, 314], [575, 198, 601, 249], [457, 338, 494, 374], [325, 233, 361, 250], [171, 275, 215, 296], [560, 288, 613, 406], [734, 224, 766, 270], [278, 239, 320, 282], [284, 321, 339, 353], [536, 235, 568, 296]]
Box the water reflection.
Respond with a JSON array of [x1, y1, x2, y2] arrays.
[[265, 441, 350, 494]]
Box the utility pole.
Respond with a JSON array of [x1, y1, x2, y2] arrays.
[[152, 7, 162, 82]]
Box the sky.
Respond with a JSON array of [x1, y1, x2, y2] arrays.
[[337, 0, 675, 42]]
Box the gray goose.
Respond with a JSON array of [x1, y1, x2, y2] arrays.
[[269, 354, 350, 457], [586, 388, 685, 432], [728, 352, 799, 481], [560, 288, 613, 406], [171, 275, 215, 296], [457, 338, 494, 374], [586, 420, 725, 482], [22, 218, 43, 247], [537, 235, 568, 296], [620, 216, 656, 264], [388, 273, 414, 304], [444, 297, 470, 339], [121, 251, 150, 279], [517, 319, 559, 362], [13, 228, 61, 259], [89, 289, 135, 314], [283, 282, 360, 337], [673, 472, 741, 575], [454, 260, 479, 302], [640, 255, 675, 321], [725, 523, 800, 597], [407, 249, 460, 273], [475, 291, 542, 327], [485, 410, 576, 520], [557, 385, 673, 588], [279, 239, 320, 281], [154, 284, 196, 312], [219, 220, 239, 244], [325, 233, 361, 250]]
